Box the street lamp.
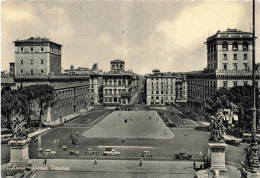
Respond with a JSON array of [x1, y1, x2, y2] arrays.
[[240, 0, 260, 177]]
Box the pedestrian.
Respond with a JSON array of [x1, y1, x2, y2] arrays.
[[45, 159, 47, 165], [76, 132, 79, 136], [139, 159, 143, 166], [203, 162, 206, 169], [193, 161, 196, 169], [185, 132, 187, 136], [122, 137, 125, 143], [43, 159, 45, 165], [149, 116, 151, 120], [94, 158, 97, 165], [200, 164, 203, 169]]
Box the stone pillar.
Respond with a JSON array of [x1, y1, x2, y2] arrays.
[[207, 143, 228, 178], [5, 138, 36, 177]]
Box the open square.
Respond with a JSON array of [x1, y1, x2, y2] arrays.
[[82, 111, 174, 139]]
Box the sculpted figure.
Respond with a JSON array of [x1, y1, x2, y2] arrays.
[[208, 113, 226, 143], [11, 110, 28, 141]]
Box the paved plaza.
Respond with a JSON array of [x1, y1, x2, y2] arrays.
[[82, 111, 174, 138]]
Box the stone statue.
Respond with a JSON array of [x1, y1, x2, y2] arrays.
[[208, 113, 226, 143], [11, 110, 28, 141]]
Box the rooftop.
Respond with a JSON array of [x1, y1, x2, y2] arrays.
[[111, 59, 125, 63], [207, 28, 253, 42], [14, 37, 62, 46]]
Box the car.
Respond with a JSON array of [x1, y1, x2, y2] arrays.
[[171, 112, 175, 115], [72, 138, 79, 145], [103, 148, 120, 156], [85, 148, 97, 155], [69, 150, 79, 156], [142, 151, 155, 158], [173, 153, 192, 160], [166, 122, 177, 127], [226, 140, 240, 146], [85, 119, 91, 124], [44, 149, 56, 156]]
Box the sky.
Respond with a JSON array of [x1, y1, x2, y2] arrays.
[[1, 0, 260, 75]]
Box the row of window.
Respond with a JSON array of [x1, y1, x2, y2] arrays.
[[221, 42, 248, 51], [105, 80, 126, 86], [104, 97, 127, 103], [51, 81, 88, 89], [151, 82, 181, 86], [222, 54, 248, 60], [222, 81, 249, 88], [20, 70, 44, 74], [188, 79, 217, 87], [151, 96, 175, 100], [56, 87, 88, 99], [20, 47, 60, 53], [151, 86, 184, 90], [151, 90, 183, 95], [20, 59, 44, 64], [104, 89, 126, 95], [150, 78, 175, 81], [222, 63, 248, 70]]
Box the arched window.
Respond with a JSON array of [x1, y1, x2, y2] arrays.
[[232, 42, 238, 50], [222, 42, 228, 51], [243, 42, 248, 51]]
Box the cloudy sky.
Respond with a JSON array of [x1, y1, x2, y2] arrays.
[[1, 0, 260, 74]]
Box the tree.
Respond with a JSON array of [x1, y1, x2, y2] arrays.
[[33, 85, 55, 127], [1, 90, 29, 130], [203, 86, 259, 129]]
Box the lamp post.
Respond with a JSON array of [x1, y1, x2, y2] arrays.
[[240, 0, 260, 177], [251, 0, 257, 147]]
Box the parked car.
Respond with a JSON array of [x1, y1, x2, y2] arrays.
[[85, 148, 97, 155], [103, 148, 120, 156], [225, 140, 240, 146], [173, 153, 192, 160], [142, 151, 155, 158], [171, 112, 175, 115], [44, 149, 56, 156], [166, 122, 177, 127], [72, 138, 79, 145], [69, 150, 79, 156], [85, 119, 91, 124]]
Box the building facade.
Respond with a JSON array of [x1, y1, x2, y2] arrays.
[[145, 69, 187, 105], [102, 60, 137, 105], [14, 37, 62, 76], [12, 37, 90, 123], [187, 29, 260, 114]]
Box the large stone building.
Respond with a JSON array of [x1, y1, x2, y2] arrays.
[[187, 29, 260, 114], [145, 69, 187, 105], [63, 64, 103, 105], [14, 37, 62, 76], [102, 60, 139, 105], [12, 37, 90, 123]]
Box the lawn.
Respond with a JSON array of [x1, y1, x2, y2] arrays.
[[82, 111, 174, 139]]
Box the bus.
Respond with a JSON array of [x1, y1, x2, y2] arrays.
[[242, 133, 260, 143]]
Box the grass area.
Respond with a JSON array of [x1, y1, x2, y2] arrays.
[[83, 111, 173, 138]]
